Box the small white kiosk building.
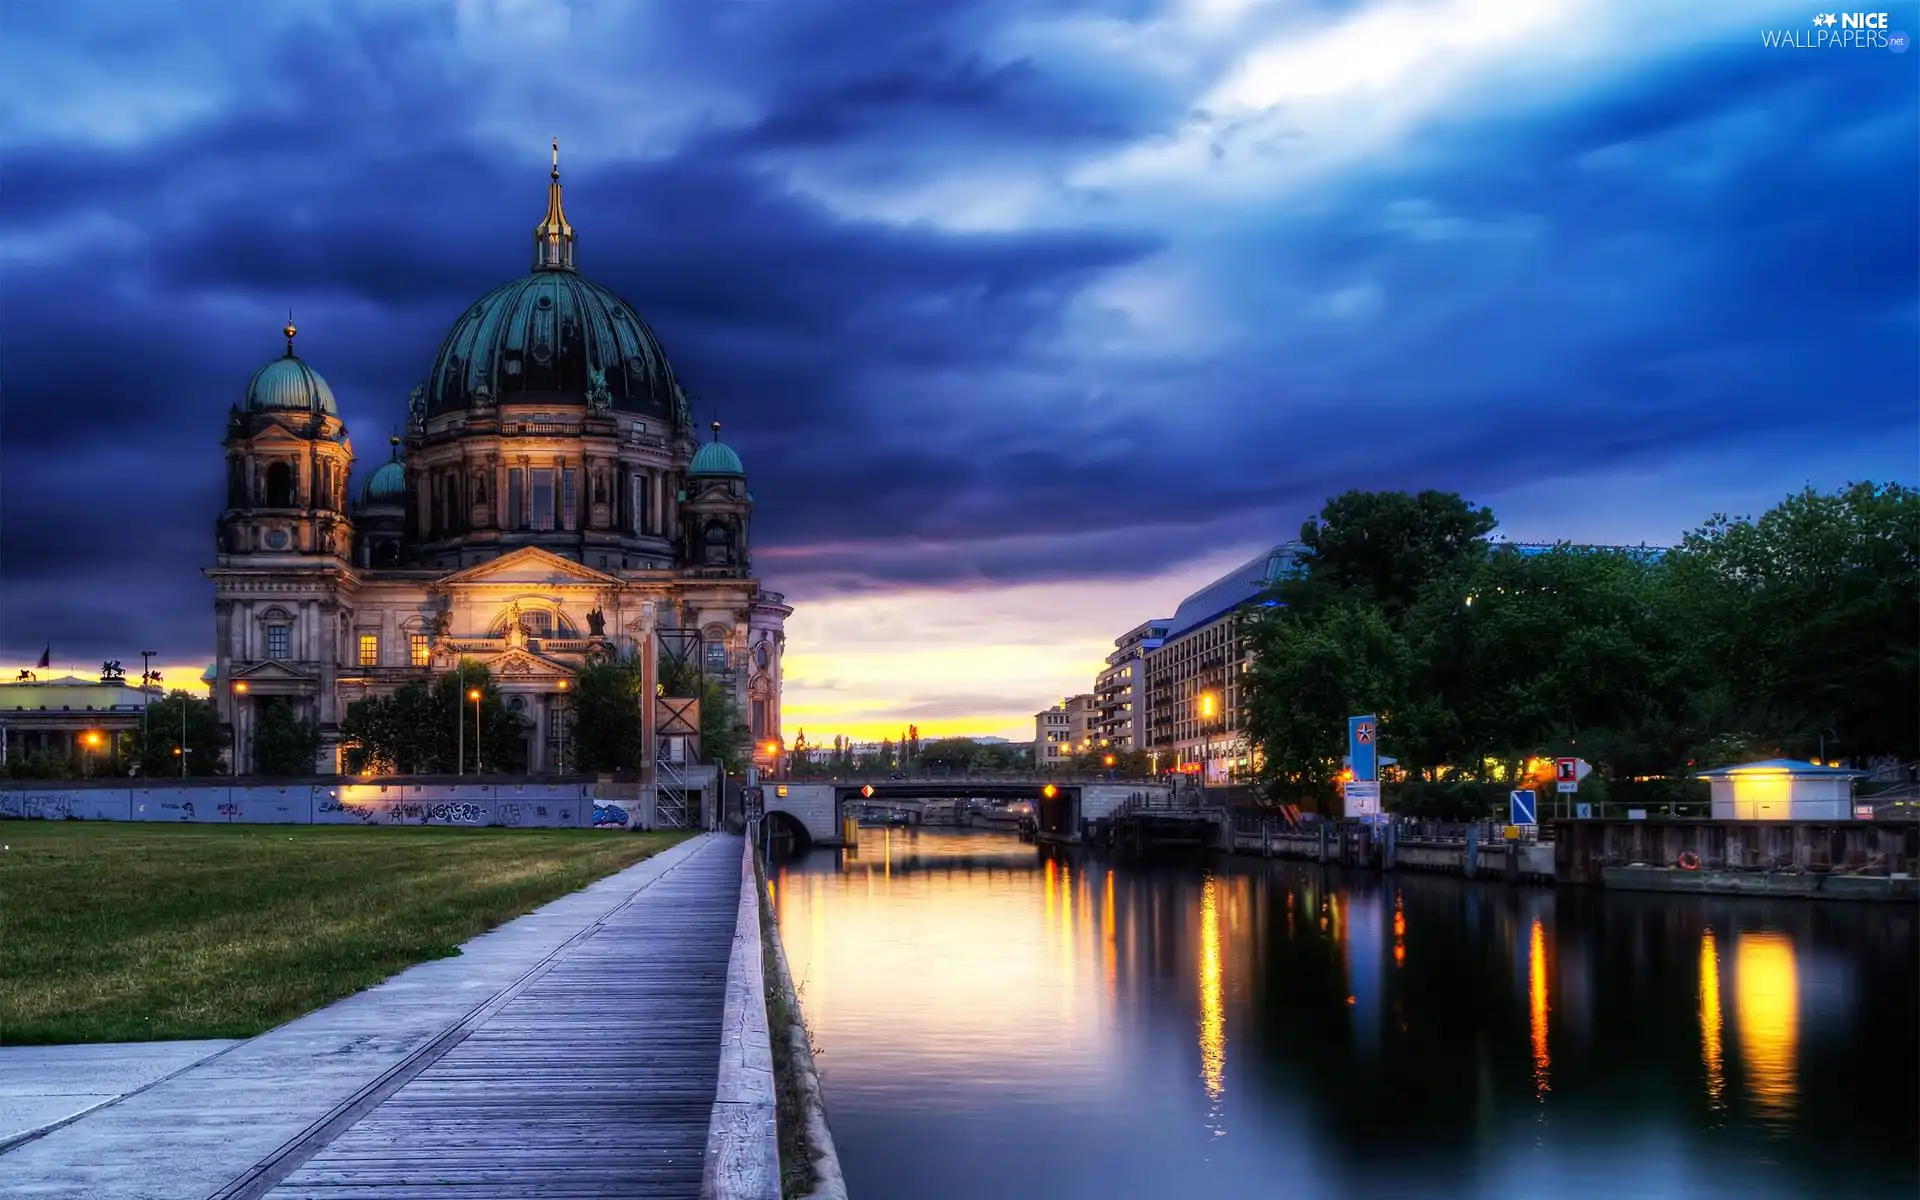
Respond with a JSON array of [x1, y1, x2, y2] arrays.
[[1695, 759, 1869, 820]]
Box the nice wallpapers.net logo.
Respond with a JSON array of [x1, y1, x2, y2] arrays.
[[1763, 11, 1909, 50]]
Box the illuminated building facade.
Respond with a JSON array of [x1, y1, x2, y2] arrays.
[[206, 145, 790, 775], [1092, 618, 1168, 752], [1143, 543, 1306, 783], [1034, 694, 1096, 767]]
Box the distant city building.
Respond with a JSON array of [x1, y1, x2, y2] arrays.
[[1034, 693, 1096, 767], [1144, 543, 1306, 784], [1092, 618, 1169, 751], [203, 147, 790, 779], [0, 675, 163, 768]]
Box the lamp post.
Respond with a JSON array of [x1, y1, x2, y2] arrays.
[[456, 660, 466, 777], [140, 650, 158, 749], [1819, 727, 1839, 767], [469, 689, 483, 774], [232, 681, 248, 777]]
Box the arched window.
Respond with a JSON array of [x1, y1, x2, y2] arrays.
[[264, 462, 295, 508], [703, 520, 731, 566]]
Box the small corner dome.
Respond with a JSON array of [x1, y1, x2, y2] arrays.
[[246, 355, 338, 415], [361, 460, 406, 503], [689, 439, 745, 477]]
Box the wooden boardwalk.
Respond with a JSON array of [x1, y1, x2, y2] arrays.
[[254, 835, 741, 1200]]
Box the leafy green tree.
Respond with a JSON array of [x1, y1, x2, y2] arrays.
[[127, 691, 227, 777], [573, 652, 649, 772], [699, 676, 747, 774], [340, 661, 525, 775], [250, 699, 320, 776], [1286, 489, 1497, 619], [1244, 601, 1411, 809], [1665, 482, 1919, 763]]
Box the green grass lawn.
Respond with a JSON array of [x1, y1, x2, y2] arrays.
[[0, 823, 690, 1045]]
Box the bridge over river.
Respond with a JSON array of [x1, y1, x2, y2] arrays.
[[762, 777, 1174, 847]]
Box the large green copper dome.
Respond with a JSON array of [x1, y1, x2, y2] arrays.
[[425, 271, 678, 421], [423, 148, 679, 424]]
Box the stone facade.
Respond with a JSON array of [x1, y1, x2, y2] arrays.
[[206, 149, 790, 776]]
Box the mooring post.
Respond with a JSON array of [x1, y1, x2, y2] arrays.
[[1464, 824, 1479, 879], [1382, 820, 1396, 872], [1262, 819, 1272, 859], [1318, 821, 1330, 864]]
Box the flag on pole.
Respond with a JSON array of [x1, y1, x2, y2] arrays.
[[35, 645, 50, 669]]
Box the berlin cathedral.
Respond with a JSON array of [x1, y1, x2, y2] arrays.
[[208, 143, 790, 775]]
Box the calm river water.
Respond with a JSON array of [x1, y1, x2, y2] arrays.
[[769, 827, 1917, 1200]]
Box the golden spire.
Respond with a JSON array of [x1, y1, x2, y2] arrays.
[[283, 309, 297, 356], [533, 137, 575, 271], [710, 420, 722, 442]]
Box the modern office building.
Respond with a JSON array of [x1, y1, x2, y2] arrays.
[[1143, 543, 1306, 783]]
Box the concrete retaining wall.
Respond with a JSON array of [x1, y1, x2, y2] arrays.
[[0, 780, 661, 830], [1555, 819, 1920, 883]]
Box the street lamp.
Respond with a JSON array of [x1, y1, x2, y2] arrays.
[[469, 689, 483, 774], [1819, 727, 1839, 766]]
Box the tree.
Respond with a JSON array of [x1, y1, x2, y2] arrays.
[[1287, 489, 1497, 620], [573, 652, 648, 772], [251, 699, 320, 776], [127, 691, 227, 777], [699, 676, 747, 774], [1243, 601, 1411, 809], [340, 661, 524, 775], [1665, 482, 1919, 764]]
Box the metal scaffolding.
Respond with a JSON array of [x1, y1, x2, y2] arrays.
[[654, 627, 703, 829]]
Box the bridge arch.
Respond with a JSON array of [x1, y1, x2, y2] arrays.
[[761, 779, 1173, 846]]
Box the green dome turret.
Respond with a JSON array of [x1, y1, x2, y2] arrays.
[[362, 461, 406, 503], [245, 319, 338, 415], [689, 421, 745, 477]]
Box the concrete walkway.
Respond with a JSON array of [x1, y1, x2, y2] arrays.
[[0, 1041, 238, 1151], [0, 832, 734, 1200]]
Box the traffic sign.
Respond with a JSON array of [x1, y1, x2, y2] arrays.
[[1343, 779, 1380, 817], [1575, 802, 1592, 819], [1348, 715, 1378, 782], [860, 784, 874, 798], [1557, 780, 1579, 794], [1509, 789, 1537, 826]]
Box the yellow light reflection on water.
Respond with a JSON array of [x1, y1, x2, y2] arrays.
[[1737, 931, 1799, 1126], [1392, 890, 1406, 967], [1102, 871, 1117, 998], [1199, 874, 1227, 1118], [1528, 918, 1551, 1101], [1699, 928, 1725, 1110]]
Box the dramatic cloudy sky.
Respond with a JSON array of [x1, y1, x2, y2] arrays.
[[1, 0, 1914, 740]]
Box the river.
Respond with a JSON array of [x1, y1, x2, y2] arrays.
[[768, 826, 1917, 1200]]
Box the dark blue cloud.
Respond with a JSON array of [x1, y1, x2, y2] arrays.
[[0, 0, 1914, 665]]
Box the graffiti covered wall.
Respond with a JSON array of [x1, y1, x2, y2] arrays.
[[0, 780, 659, 829]]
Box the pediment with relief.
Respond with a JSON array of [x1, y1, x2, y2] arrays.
[[436, 546, 622, 588], [481, 647, 574, 679]]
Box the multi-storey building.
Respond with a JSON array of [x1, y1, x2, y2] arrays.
[[1034, 693, 1096, 767], [1144, 543, 1305, 783], [1092, 619, 1169, 751]]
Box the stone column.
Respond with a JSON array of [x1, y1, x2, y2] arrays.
[[531, 694, 550, 774]]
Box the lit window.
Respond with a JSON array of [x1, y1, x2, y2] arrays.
[[409, 634, 430, 667], [562, 468, 579, 530], [358, 633, 379, 667], [706, 640, 728, 672], [266, 625, 290, 660]]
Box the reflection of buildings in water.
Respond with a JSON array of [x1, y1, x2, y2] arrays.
[[1528, 917, 1551, 1102], [1737, 931, 1800, 1128], [1344, 885, 1385, 1057], [1700, 928, 1726, 1111], [1199, 874, 1227, 1129]]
